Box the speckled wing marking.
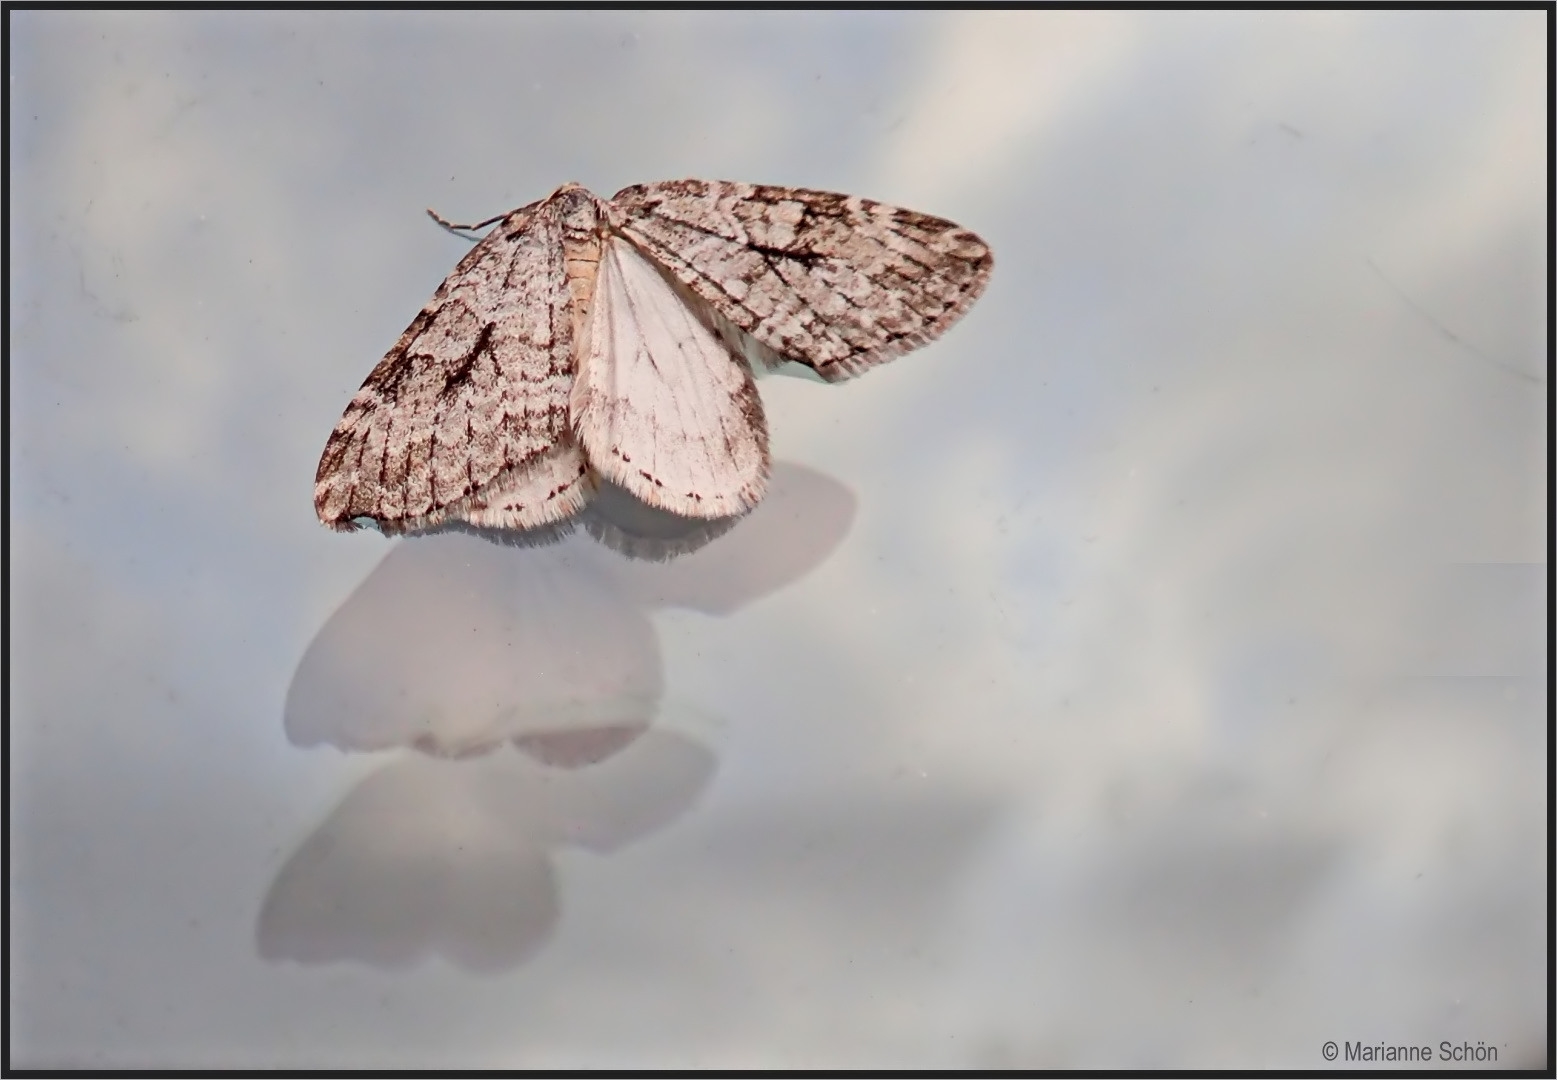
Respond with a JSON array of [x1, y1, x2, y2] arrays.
[[572, 236, 768, 518], [317, 179, 992, 540], [609, 179, 994, 382], [314, 198, 590, 534]]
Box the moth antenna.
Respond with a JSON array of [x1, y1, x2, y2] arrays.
[[425, 207, 510, 236]]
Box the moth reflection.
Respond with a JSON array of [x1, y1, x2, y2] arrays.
[[269, 463, 855, 970], [285, 462, 857, 758], [257, 731, 715, 973]]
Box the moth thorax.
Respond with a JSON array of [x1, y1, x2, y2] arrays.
[[557, 191, 604, 352]]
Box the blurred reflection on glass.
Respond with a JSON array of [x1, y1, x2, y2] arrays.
[[263, 462, 855, 970]]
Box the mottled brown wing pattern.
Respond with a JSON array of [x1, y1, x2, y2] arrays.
[[609, 179, 993, 382], [316, 179, 992, 539], [313, 199, 588, 534]]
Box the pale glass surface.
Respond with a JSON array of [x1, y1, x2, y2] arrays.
[[9, 11, 1546, 1069]]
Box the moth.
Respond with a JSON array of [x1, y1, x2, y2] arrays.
[[314, 179, 993, 536]]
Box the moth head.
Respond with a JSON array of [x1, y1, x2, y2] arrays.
[[549, 182, 605, 234]]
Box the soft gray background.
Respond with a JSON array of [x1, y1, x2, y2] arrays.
[[9, 10, 1547, 1069]]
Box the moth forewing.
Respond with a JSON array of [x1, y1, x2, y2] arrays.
[[313, 194, 585, 534], [610, 179, 994, 382]]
